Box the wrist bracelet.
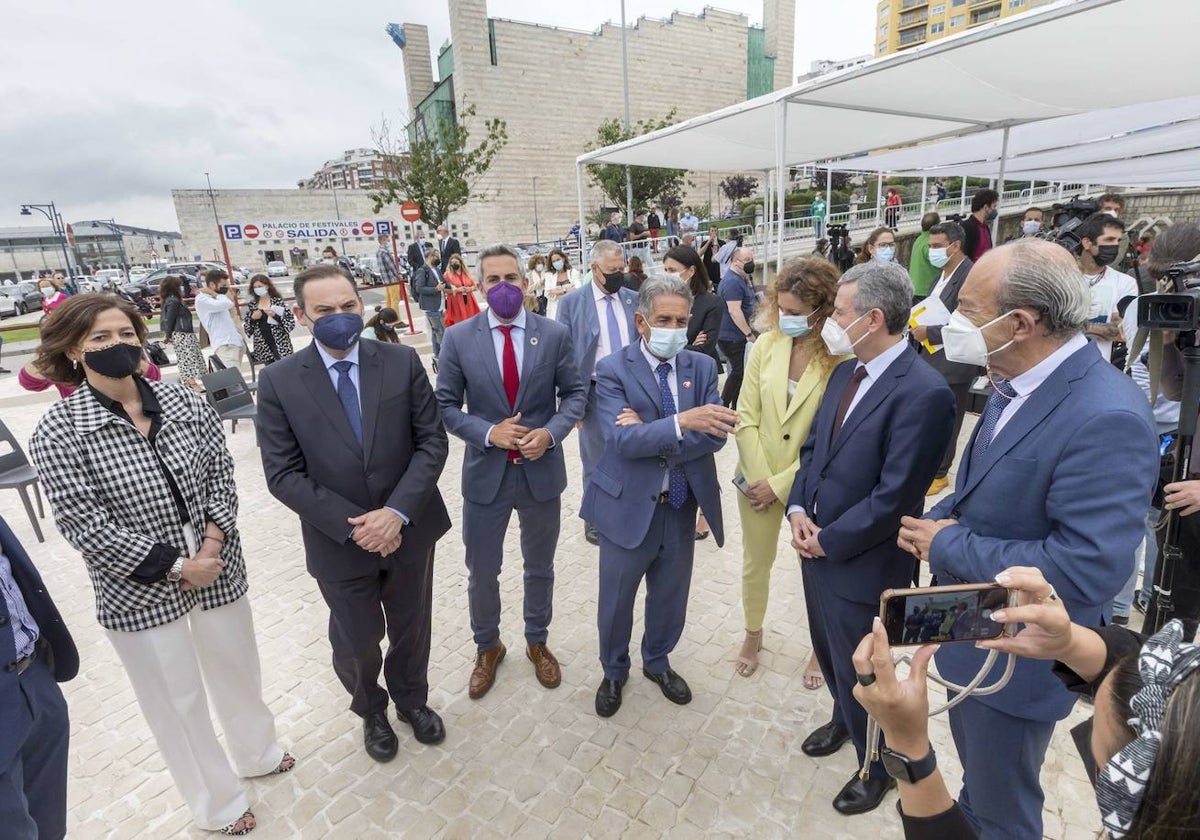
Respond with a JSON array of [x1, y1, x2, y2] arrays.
[[203, 535, 224, 546]]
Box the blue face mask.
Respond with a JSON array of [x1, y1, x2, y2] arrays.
[[928, 247, 950, 268], [310, 311, 363, 351], [876, 246, 896, 263], [646, 327, 688, 360], [779, 310, 812, 338]]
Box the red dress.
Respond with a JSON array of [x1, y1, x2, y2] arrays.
[[443, 270, 481, 327]]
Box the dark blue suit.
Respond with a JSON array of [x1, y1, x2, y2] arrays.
[[581, 344, 726, 680], [788, 344, 954, 776], [926, 340, 1158, 839], [0, 514, 78, 840]]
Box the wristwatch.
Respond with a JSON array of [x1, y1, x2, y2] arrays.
[[880, 744, 938, 784], [167, 557, 185, 583]]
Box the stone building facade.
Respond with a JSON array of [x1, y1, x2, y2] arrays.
[[399, 0, 795, 246]]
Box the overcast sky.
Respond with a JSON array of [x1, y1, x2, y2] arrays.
[[0, 1, 874, 232]]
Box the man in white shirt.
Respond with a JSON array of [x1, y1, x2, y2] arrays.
[[194, 269, 245, 369], [1077, 212, 1139, 362]]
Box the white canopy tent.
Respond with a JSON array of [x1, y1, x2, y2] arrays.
[[575, 0, 1198, 267]]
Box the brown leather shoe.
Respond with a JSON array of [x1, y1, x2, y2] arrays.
[[526, 643, 562, 689], [468, 643, 506, 699]]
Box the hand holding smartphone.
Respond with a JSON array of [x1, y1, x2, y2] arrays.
[[880, 583, 1017, 647]]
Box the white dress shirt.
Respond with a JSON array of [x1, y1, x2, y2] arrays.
[[993, 333, 1088, 438], [592, 282, 631, 373], [482, 307, 541, 450], [639, 342, 685, 491], [843, 337, 909, 421], [314, 340, 361, 408], [194, 292, 243, 350]]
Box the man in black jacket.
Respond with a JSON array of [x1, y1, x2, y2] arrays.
[[435, 225, 461, 266]]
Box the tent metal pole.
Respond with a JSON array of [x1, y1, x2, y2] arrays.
[[763, 169, 772, 284], [825, 167, 833, 231], [576, 162, 586, 264], [992, 126, 1011, 241], [775, 100, 786, 276], [920, 176, 928, 219], [960, 177, 968, 215]]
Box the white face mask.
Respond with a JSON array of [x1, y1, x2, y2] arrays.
[[1022, 220, 1042, 235], [821, 313, 868, 357], [941, 310, 1017, 367], [875, 246, 896, 263], [928, 247, 949, 269]]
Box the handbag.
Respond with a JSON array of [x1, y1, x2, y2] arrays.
[[145, 341, 170, 367]]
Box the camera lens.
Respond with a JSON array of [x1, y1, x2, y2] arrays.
[[1161, 302, 1192, 323]]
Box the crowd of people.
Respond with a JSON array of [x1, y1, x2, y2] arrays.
[[3, 197, 1200, 840]]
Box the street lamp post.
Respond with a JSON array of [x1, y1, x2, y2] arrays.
[[92, 219, 129, 276], [204, 172, 236, 279], [19, 202, 73, 277], [620, 0, 633, 222]]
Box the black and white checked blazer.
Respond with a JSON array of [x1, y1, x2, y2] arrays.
[[30, 380, 248, 632]]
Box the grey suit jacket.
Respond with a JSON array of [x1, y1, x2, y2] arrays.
[[256, 339, 451, 582], [916, 257, 982, 384], [555, 284, 639, 382], [436, 311, 587, 505]]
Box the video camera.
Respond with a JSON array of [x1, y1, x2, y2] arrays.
[[1035, 197, 1103, 256], [1138, 259, 1200, 331], [826, 223, 849, 245]]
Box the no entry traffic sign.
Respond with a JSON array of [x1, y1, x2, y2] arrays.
[[401, 201, 422, 223]]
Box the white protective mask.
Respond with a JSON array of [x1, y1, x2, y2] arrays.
[[821, 313, 868, 357], [928, 247, 949, 269], [941, 310, 1016, 367], [1021, 220, 1042, 236], [875, 246, 896, 263]]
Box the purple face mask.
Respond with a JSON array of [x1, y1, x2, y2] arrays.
[[486, 281, 525, 320]]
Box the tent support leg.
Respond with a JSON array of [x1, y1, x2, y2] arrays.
[[775, 100, 786, 276], [576, 162, 586, 263], [875, 172, 883, 226], [920, 175, 928, 219], [992, 126, 1011, 242]]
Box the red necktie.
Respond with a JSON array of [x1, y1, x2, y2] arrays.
[[498, 326, 520, 460]]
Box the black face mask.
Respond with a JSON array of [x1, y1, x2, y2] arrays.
[[216, 286, 229, 294], [742, 260, 756, 275], [1094, 244, 1120, 267], [84, 342, 143, 379], [599, 270, 625, 295]]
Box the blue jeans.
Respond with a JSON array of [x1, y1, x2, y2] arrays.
[[424, 312, 445, 358], [1115, 507, 1161, 615]]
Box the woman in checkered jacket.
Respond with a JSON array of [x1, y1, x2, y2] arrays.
[[28, 294, 292, 837]]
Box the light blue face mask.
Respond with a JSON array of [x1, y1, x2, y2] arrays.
[[646, 327, 688, 360], [928, 247, 950, 268], [876, 246, 896, 263], [779, 310, 812, 338]]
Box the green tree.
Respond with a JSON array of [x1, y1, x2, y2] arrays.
[[585, 110, 690, 216], [370, 104, 508, 227], [810, 168, 854, 192], [719, 174, 759, 203]]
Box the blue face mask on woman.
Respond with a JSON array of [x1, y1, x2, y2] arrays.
[[778, 310, 812, 338]]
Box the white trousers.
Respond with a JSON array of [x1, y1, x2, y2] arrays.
[[213, 343, 245, 370], [106, 597, 283, 830]]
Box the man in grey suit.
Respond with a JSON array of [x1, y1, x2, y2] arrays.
[[256, 265, 451, 763], [435, 244, 587, 699], [581, 276, 739, 718], [556, 238, 639, 544]]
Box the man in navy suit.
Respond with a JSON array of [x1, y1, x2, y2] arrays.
[[582, 276, 738, 718], [899, 240, 1158, 840], [436, 244, 587, 699], [787, 261, 955, 814], [557, 239, 640, 545], [0, 514, 78, 840]]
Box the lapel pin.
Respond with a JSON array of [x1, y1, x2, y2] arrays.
[[682, 380, 693, 389], [530, 337, 538, 346]]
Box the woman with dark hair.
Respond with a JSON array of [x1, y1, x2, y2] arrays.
[[543, 247, 579, 320], [856, 226, 897, 265], [361, 306, 402, 343], [442, 252, 480, 327], [28, 294, 292, 837], [855, 565, 1200, 840], [623, 255, 648, 291], [160, 274, 203, 390], [243, 274, 294, 365]]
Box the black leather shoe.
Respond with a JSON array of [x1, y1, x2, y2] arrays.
[[801, 721, 851, 757], [584, 524, 600, 546], [396, 706, 446, 745], [833, 773, 896, 815], [595, 676, 626, 717], [362, 713, 398, 762], [642, 667, 692, 705]]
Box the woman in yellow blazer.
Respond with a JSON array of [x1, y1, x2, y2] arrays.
[[734, 257, 845, 680]]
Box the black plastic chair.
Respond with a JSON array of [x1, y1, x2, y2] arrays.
[[200, 367, 257, 436], [0, 419, 45, 542]]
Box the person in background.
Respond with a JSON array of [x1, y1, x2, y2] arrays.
[[436, 224, 462, 267], [733, 258, 843, 688], [159, 275, 203, 391], [243, 275, 295, 366], [1077, 213, 1139, 364], [195, 268, 246, 370], [53, 271, 77, 296], [526, 253, 549, 315], [812, 238, 830, 259], [321, 246, 353, 277], [602, 212, 625, 244], [543, 248, 579, 321], [1097, 192, 1131, 267], [811, 195, 828, 240], [647, 206, 662, 252], [666, 206, 681, 245], [961, 189, 999, 262], [376, 234, 406, 321], [623, 256, 648, 292], [38, 276, 68, 315], [700, 226, 725, 289], [442, 253, 480, 328], [1020, 207, 1043, 238], [885, 187, 902, 230], [679, 206, 700, 236], [856, 227, 897, 265], [406, 230, 431, 274], [908, 212, 940, 302], [411, 248, 446, 371], [361, 307, 402, 343], [0, 513, 78, 840], [715, 233, 743, 278], [627, 210, 651, 265], [716, 246, 757, 408], [30, 294, 293, 837]]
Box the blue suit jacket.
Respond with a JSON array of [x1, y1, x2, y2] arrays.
[[436, 311, 587, 505], [0, 515, 78, 766], [787, 344, 955, 605], [581, 344, 727, 548], [555, 285, 639, 382], [928, 341, 1158, 722]]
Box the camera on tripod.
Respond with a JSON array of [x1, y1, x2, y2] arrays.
[[1037, 197, 1102, 256], [1138, 259, 1200, 331], [827, 223, 849, 245]]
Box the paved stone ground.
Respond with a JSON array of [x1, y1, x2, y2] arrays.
[[0, 346, 1112, 839]]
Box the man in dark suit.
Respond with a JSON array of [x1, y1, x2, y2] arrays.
[[898, 241, 1158, 840], [406, 230, 431, 272], [582, 276, 738, 718], [256, 265, 451, 762], [909, 221, 980, 495], [436, 244, 587, 699], [787, 261, 955, 814], [435, 225, 461, 266], [0, 514, 78, 840]]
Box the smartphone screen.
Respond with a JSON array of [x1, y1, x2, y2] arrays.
[[732, 474, 752, 497], [882, 584, 1009, 646]]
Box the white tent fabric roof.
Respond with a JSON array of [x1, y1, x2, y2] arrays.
[[576, 0, 1197, 173]]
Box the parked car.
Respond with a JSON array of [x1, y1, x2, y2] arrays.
[[128, 267, 152, 282], [266, 261, 289, 277], [353, 256, 382, 285], [93, 268, 126, 288], [0, 294, 16, 318], [0, 282, 45, 315]]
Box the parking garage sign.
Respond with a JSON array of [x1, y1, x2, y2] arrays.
[[223, 220, 393, 240]]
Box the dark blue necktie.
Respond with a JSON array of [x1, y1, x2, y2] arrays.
[[656, 362, 689, 509], [970, 378, 1017, 465], [333, 360, 363, 446]]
